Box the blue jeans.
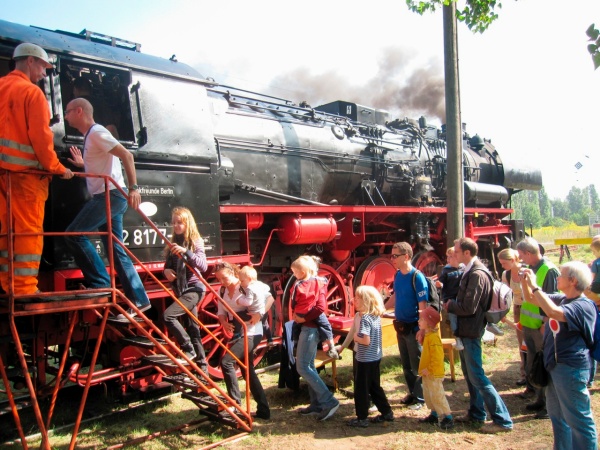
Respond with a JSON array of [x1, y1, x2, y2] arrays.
[[546, 363, 598, 450], [65, 190, 149, 307], [295, 326, 338, 410], [448, 312, 458, 335], [459, 337, 513, 428]]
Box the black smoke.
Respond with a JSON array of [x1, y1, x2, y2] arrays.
[[265, 47, 446, 123]]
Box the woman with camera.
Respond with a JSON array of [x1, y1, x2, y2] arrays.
[[521, 261, 597, 450]]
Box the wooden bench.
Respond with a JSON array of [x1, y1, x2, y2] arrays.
[[441, 338, 457, 382], [314, 349, 339, 391]]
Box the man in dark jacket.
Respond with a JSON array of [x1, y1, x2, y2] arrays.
[[444, 237, 513, 434]]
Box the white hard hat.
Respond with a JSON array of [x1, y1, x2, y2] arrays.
[[13, 43, 53, 68]]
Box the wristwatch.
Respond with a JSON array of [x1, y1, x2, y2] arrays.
[[129, 184, 139, 191]]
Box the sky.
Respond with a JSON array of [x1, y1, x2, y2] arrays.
[[3, 0, 599, 200]]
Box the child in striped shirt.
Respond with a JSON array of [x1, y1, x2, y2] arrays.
[[346, 285, 394, 428]]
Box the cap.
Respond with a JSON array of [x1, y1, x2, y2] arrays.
[[419, 306, 441, 329], [13, 43, 53, 68]]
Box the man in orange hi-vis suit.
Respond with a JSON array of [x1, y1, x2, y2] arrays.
[[0, 43, 73, 298]]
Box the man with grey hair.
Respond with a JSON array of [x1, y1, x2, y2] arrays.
[[516, 236, 559, 420], [520, 261, 597, 449], [384, 241, 426, 409], [0, 43, 73, 299]]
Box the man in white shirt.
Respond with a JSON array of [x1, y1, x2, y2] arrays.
[[64, 98, 150, 319]]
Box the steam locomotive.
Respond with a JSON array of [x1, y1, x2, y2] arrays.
[[0, 18, 541, 445]]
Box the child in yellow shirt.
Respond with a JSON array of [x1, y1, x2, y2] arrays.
[[417, 306, 454, 430]]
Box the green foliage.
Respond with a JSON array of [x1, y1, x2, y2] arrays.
[[590, 184, 600, 211], [406, 0, 501, 33], [511, 184, 599, 228], [510, 189, 542, 228], [586, 23, 600, 70]]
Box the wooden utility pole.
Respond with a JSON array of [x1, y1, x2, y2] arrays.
[[443, 1, 464, 245]]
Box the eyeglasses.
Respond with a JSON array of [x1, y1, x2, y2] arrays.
[[390, 253, 407, 259], [65, 108, 76, 114]]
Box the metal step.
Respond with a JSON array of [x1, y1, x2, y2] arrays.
[[182, 391, 228, 411], [107, 315, 147, 325], [121, 336, 167, 349], [194, 404, 239, 428], [163, 373, 209, 390], [141, 354, 196, 369]]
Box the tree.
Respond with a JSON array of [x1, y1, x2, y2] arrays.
[[510, 190, 542, 228], [550, 198, 569, 221], [538, 187, 552, 225], [586, 24, 600, 70], [589, 184, 600, 212], [565, 186, 593, 225], [406, 0, 503, 33]]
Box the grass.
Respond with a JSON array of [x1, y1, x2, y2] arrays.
[[8, 330, 598, 450], [528, 223, 595, 267]]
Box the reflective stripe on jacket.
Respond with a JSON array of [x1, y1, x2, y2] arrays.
[[0, 70, 66, 173]]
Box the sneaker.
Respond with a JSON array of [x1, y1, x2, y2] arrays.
[[368, 405, 378, 413], [370, 412, 394, 423], [317, 401, 340, 421], [298, 405, 322, 416], [534, 409, 549, 420], [518, 387, 535, 399], [419, 413, 438, 424], [525, 401, 545, 411], [486, 323, 504, 336], [480, 423, 512, 434], [346, 418, 369, 428], [251, 410, 271, 420], [116, 303, 151, 320], [177, 348, 197, 363], [439, 417, 455, 430], [408, 402, 424, 410], [327, 347, 341, 360], [454, 413, 484, 425], [400, 394, 415, 405], [453, 337, 464, 351]]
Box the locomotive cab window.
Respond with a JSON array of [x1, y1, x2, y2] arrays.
[[59, 60, 135, 146], [0, 46, 13, 78]]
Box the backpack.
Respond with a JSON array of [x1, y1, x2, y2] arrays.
[[472, 267, 513, 323], [412, 270, 441, 311]]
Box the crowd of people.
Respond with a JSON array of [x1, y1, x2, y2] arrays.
[[2, 42, 598, 448]]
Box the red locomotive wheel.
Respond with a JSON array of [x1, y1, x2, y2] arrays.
[[412, 250, 443, 277], [282, 263, 350, 322], [355, 256, 396, 300], [196, 287, 269, 379]]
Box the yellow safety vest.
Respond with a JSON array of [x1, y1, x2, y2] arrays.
[[520, 262, 555, 329]]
